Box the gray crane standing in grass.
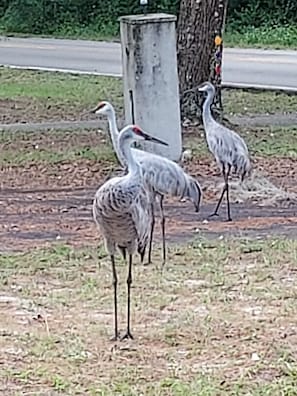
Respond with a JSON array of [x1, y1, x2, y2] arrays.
[[198, 82, 251, 221], [89, 101, 202, 266], [93, 124, 168, 341]]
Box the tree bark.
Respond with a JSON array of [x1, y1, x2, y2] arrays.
[[177, 0, 228, 122]]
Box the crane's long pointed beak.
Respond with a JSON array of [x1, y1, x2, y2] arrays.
[[143, 133, 168, 146], [88, 107, 98, 114], [80, 107, 97, 117]]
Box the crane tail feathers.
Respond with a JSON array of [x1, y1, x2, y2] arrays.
[[184, 177, 202, 212]]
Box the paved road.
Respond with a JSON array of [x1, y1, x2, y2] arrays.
[[1, 37, 297, 90]]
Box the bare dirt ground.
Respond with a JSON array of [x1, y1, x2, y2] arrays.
[[0, 137, 296, 253], [1, 185, 296, 253], [0, 97, 296, 252]]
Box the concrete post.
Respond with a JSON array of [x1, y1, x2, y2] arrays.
[[119, 13, 182, 161]]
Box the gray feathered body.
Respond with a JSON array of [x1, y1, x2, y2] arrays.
[[201, 84, 251, 181], [134, 150, 202, 210], [93, 175, 152, 257], [93, 131, 153, 258], [204, 118, 251, 180], [105, 109, 202, 211]]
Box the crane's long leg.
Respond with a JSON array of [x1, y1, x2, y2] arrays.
[[225, 165, 232, 221], [209, 165, 228, 219], [121, 254, 134, 340], [209, 186, 226, 218], [110, 255, 119, 341], [147, 201, 155, 265], [159, 195, 166, 268]]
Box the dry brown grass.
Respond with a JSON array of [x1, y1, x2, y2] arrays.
[[1, 239, 297, 395], [215, 171, 297, 206]]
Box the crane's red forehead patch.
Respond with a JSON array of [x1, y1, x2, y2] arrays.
[[132, 125, 142, 134], [97, 101, 105, 109]]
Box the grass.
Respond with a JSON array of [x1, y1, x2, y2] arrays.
[[1, 238, 297, 394], [0, 129, 117, 165], [36, 23, 118, 42], [242, 127, 297, 158], [0, 68, 122, 105], [223, 90, 297, 117], [185, 126, 297, 159], [224, 25, 297, 50], [1, 68, 297, 126], [0, 67, 124, 123], [0, 125, 295, 169], [1, 21, 297, 49], [0, 28, 116, 42]]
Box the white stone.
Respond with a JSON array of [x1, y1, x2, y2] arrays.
[[120, 13, 182, 161], [251, 352, 260, 361]]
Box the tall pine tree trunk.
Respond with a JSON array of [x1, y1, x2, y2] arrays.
[[177, 0, 228, 122]]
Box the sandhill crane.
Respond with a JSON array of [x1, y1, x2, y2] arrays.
[[89, 101, 202, 266], [198, 81, 251, 221], [93, 124, 168, 340]]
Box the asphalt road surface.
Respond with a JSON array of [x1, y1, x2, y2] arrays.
[[1, 37, 297, 90]]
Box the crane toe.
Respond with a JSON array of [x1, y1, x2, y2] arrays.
[[208, 212, 220, 219], [120, 331, 134, 341]]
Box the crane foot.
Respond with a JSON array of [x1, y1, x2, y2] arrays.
[[120, 331, 134, 341], [208, 212, 219, 219], [143, 260, 152, 266]]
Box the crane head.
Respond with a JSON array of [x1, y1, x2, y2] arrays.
[[198, 81, 215, 94], [89, 101, 113, 115], [128, 125, 168, 146]]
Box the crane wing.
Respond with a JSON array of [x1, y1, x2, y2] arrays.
[[130, 186, 153, 255]]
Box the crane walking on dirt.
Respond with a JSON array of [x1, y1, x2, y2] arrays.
[[89, 101, 202, 266], [93, 124, 168, 341], [198, 82, 251, 221]]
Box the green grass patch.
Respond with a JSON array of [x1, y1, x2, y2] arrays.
[[225, 25, 297, 50], [1, 22, 297, 50], [1, 238, 297, 394], [243, 127, 297, 157], [0, 68, 122, 105], [37, 22, 118, 42], [223, 89, 297, 116], [0, 29, 118, 42], [0, 129, 117, 166], [186, 126, 297, 158], [1, 68, 297, 126], [0, 67, 124, 124], [0, 124, 295, 169], [0, 145, 115, 165]]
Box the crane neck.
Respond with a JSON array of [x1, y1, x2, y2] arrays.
[[118, 132, 141, 178], [106, 107, 126, 167], [202, 89, 215, 129]]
